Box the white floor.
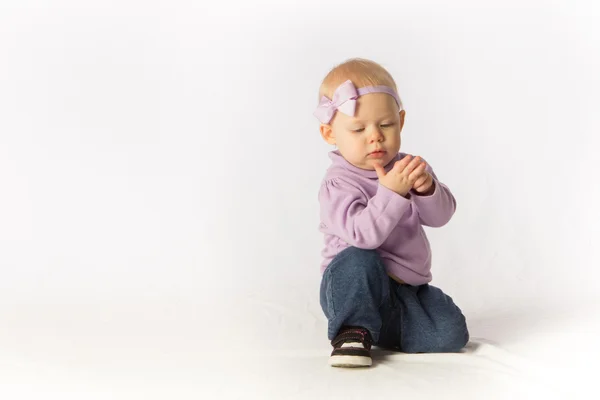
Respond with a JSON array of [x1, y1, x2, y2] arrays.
[[1, 294, 596, 400]]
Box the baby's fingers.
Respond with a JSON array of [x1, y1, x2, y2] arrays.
[[404, 155, 423, 174], [393, 155, 413, 172], [408, 161, 427, 181], [412, 171, 429, 188]]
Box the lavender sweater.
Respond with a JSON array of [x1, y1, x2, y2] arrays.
[[318, 150, 456, 285]]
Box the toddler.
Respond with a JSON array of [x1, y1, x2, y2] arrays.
[[315, 58, 469, 368]]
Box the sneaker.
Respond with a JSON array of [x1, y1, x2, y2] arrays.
[[329, 326, 373, 367]]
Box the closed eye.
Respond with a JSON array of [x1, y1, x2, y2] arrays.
[[352, 124, 394, 133]]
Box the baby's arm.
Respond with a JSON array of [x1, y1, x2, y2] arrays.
[[411, 163, 457, 227], [319, 177, 411, 249]]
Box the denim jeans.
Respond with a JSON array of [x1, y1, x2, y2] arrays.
[[319, 246, 469, 353]]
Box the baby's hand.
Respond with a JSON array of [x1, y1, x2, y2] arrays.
[[412, 167, 435, 195], [374, 155, 426, 197]]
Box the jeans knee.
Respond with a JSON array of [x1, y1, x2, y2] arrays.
[[436, 316, 470, 352], [403, 313, 469, 354]]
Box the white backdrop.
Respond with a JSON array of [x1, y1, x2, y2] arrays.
[[1, 0, 598, 399]]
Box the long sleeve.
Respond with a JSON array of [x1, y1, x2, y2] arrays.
[[411, 162, 457, 227], [319, 177, 411, 249]]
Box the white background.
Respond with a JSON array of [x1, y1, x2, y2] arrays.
[[1, 0, 598, 398]]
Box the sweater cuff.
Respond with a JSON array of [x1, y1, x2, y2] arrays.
[[411, 179, 450, 213]]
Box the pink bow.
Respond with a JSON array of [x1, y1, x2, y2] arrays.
[[313, 79, 402, 124], [313, 80, 360, 124]]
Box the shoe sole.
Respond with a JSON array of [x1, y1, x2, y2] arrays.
[[329, 355, 372, 367]]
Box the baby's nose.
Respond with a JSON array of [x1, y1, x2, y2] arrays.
[[369, 128, 384, 141]]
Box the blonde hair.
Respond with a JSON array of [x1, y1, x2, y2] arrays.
[[317, 58, 399, 103]]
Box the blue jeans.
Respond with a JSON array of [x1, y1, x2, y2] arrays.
[[319, 247, 469, 353]]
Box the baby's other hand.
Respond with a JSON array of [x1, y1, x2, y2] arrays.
[[411, 159, 434, 195]]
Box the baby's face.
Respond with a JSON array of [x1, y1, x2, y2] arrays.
[[325, 93, 404, 170]]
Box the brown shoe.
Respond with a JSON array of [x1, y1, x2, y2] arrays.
[[329, 326, 373, 367]]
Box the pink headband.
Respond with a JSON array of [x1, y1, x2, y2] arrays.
[[313, 79, 403, 124]]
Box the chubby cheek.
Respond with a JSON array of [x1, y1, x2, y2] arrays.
[[347, 136, 365, 153], [390, 135, 401, 152]]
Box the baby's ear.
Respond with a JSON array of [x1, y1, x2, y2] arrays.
[[399, 110, 406, 131], [320, 123, 336, 145]]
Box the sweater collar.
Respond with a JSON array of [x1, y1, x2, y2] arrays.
[[328, 150, 401, 179]]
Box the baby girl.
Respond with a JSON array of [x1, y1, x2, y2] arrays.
[[315, 58, 469, 367]]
